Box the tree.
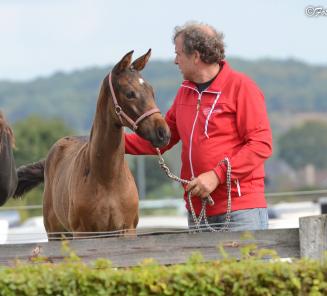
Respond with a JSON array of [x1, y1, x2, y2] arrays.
[[278, 120, 327, 169]]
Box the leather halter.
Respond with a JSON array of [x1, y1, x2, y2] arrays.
[[108, 72, 160, 131]]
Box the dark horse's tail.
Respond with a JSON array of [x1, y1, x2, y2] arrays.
[[13, 160, 45, 198]]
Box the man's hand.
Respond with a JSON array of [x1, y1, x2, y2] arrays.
[[186, 170, 220, 198]]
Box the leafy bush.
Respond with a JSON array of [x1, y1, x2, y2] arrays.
[[0, 249, 327, 296]]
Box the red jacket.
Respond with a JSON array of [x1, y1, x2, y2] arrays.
[[125, 61, 273, 216]]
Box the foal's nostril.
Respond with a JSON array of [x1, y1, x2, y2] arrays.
[[157, 126, 165, 141], [152, 125, 170, 148]]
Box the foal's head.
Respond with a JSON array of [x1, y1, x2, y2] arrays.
[[109, 50, 170, 148]]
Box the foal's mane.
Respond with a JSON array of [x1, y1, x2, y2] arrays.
[[0, 111, 15, 151], [97, 75, 110, 113]]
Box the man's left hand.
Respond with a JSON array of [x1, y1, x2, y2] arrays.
[[186, 170, 220, 198]]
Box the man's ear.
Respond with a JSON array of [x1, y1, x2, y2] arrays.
[[113, 50, 134, 74], [193, 50, 201, 64], [131, 49, 151, 71]]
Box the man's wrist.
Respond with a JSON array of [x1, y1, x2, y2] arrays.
[[213, 164, 226, 184], [211, 169, 221, 186]]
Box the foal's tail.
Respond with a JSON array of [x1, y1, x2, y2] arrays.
[[13, 160, 45, 198]]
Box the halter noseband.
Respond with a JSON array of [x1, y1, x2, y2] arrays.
[[108, 72, 160, 131]]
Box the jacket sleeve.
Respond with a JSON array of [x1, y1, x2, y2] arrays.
[[213, 77, 273, 184], [125, 98, 181, 155]]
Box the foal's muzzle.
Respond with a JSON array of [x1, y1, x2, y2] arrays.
[[155, 126, 171, 148]]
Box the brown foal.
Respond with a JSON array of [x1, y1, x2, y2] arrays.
[[14, 50, 170, 240]]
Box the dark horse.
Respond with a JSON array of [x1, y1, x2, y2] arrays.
[[0, 111, 17, 206], [14, 50, 170, 239]]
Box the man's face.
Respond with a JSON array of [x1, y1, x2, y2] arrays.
[[174, 35, 195, 81]]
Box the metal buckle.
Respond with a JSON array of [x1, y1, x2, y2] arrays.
[[206, 196, 215, 206], [115, 106, 122, 115], [156, 148, 165, 165]]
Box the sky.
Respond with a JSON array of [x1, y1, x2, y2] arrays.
[[1, 0, 327, 81]]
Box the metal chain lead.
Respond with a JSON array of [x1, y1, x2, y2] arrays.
[[156, 148, 232, 232]]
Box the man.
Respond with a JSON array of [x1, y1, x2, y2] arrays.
[[125, 22, 273, 231]]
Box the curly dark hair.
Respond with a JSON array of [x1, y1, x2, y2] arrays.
[[173, 21, 225, 64]]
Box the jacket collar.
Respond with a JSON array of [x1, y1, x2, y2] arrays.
[[181, 60, 231, 93]]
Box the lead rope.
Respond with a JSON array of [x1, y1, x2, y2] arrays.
[[156, 148, 232, 232]]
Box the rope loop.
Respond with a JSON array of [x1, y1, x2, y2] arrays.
[[156, 148, 232, 232]]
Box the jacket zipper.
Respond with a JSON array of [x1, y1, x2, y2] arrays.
[[180, 84, 220, 178], [189, 91, 201, 178]]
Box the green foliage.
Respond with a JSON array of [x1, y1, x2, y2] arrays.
[[278, 120, 327, 169], [13, 115, 75, 166], [0, 253, 327, 295]]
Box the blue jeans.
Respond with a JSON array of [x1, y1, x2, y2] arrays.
[[187, 208, 268, 232]]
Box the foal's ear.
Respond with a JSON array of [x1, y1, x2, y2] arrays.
[[113, 50, 134, 74], [131, 49, 151, 71]]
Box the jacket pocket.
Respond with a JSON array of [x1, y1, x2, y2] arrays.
[[200, 102, 236, 139], [234, 179, 241, 197], [203, 92, 221, 138]]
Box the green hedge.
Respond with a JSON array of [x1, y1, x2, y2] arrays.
[[0, 250, 327, 295]]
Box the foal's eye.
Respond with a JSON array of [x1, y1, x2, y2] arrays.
[[126, 91, 136, 99]]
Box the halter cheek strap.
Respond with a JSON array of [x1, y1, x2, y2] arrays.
[[108, 73, 160, 131]]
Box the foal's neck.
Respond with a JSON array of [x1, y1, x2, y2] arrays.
[[88, 78, 125, 184]]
